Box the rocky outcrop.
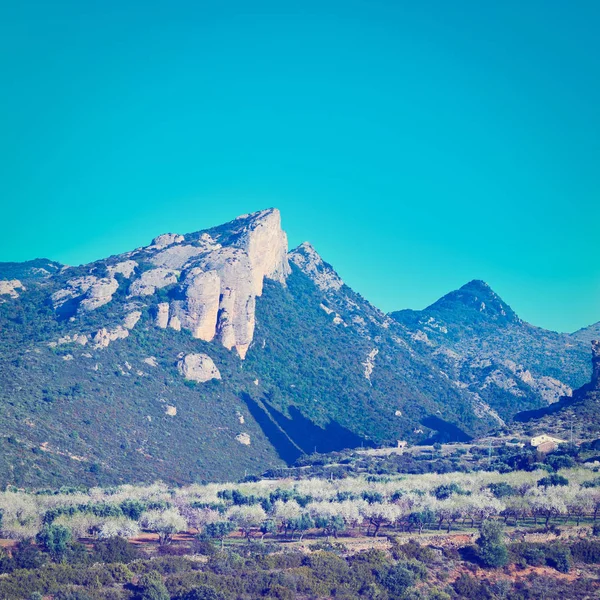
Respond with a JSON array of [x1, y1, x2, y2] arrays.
[[51, 276, 119, 311], [363, 348, 378, 382], [107, 260, 138, 279], [48, 333, 88, 348], [233, 208, 290, 295], [0, 279, 25, 298], [150, 245, 207, 269], [129, 269, 179, 296], [151, 233, 184, 248], [177, 353, 221, 383], [155, 303, 170, 328], [123, 311, 142, 330], [169, 269, 220, 341], [289, 242, 344, 291], [79, 278, 120, 311], [197, 248, 255, 357], [235, 433, 251, 445], [145, 209, 290, 358], [592, 340, 600, 388], [92, 326, 129, 348]]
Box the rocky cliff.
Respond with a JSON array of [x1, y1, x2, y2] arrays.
[[48, 208, 290, 359]]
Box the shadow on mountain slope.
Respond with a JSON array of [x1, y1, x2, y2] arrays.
[[418, 415, 472, 444], [242, 393, 373, 464]]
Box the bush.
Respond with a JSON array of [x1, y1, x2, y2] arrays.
[[477, 520, 508, 568], [36, 525, 72, 557], [571, 540, 600, 564], [545, 544, 572, 573], [182, 585, 226, 600], [381, 563, 416, 597], [537, 473, 569, 487], [137, 570, 169, 600], [94, 536, 140, 563]]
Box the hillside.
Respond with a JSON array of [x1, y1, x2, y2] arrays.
[[390, 280, 591, 423], [0, 209, 595, 487], [512, 340, 600, 443]]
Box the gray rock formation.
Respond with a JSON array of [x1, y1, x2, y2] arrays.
[[107, 260, 138, 279], [52, 275, 119, 311], [79, 277, 120, 311], [592, 340, 600, 388], [177, 353, 221, 383], [92, 326, 129, 348], [129, 268, 179, 297], [150, 208, 290, 358], [151, 233, 185, 248], [289, 242, 344, 291], [0, 279, 25, 298], [123, 311, 142, 330], [155, 303, 170, 329], [169, 269, 220, 341]]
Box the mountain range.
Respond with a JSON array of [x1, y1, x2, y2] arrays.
[[0, 208, 596, 486]]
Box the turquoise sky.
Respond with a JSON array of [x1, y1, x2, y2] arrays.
[[1, 1, 598, 333]]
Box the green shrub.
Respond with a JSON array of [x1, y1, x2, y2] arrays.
[[36, 525, 72, 557], [477, 520, 508, 568], [571, 540, 600, 564], [137, 570, 169, 600]]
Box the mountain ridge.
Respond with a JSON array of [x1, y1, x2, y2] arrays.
[[0, 208, 595, 486]]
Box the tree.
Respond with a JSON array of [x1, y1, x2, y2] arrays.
[[381, 563, 416, 597], [137, 571, 169, 600], [537, 473, 569, 488], [203, 521, 235, 549], [140, 509, 187, 545], [288, 513, 314, 541], [259, 519, 276, 541], [407, 509, 434, 534], [226, 505, 266, 540], [477, 519, 508, 568], [36, 524, 72, 557]]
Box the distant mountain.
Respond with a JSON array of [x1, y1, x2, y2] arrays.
[[571, 322, 600, 345], [390, 280, 591, 424], [0, 209, 595, 487]]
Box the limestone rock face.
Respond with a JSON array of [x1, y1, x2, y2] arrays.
[[289, 242, 344, 291], [107, 260, 138, 279], [51, 276, 119, 312], [129, 269, 179, 296], [592, 340, 600, 388], [169, 269, 220, 341], [234, 208, 291, 295], [123, 311, 142, 330], [177, 353, 221, 383], [155, 303, 170, 328], [235, 433, 251, 445], [0, 279, 25, 298], [198, 248, 255, 356], [79, 278, 120, 311], [151, 233, 184, 248], [150, 245, 207, 269], [92, 326, 129, 348], [46, 208, 290, 359]]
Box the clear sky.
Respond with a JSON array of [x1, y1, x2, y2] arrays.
[[1, 1, 598, 333]]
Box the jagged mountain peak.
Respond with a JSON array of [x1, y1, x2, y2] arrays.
[[288, 242, 344, 292]]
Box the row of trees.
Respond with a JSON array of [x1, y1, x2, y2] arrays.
[[2, 468, 599, 546]]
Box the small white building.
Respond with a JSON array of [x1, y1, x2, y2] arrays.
[[530, 434, 566, 448]]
